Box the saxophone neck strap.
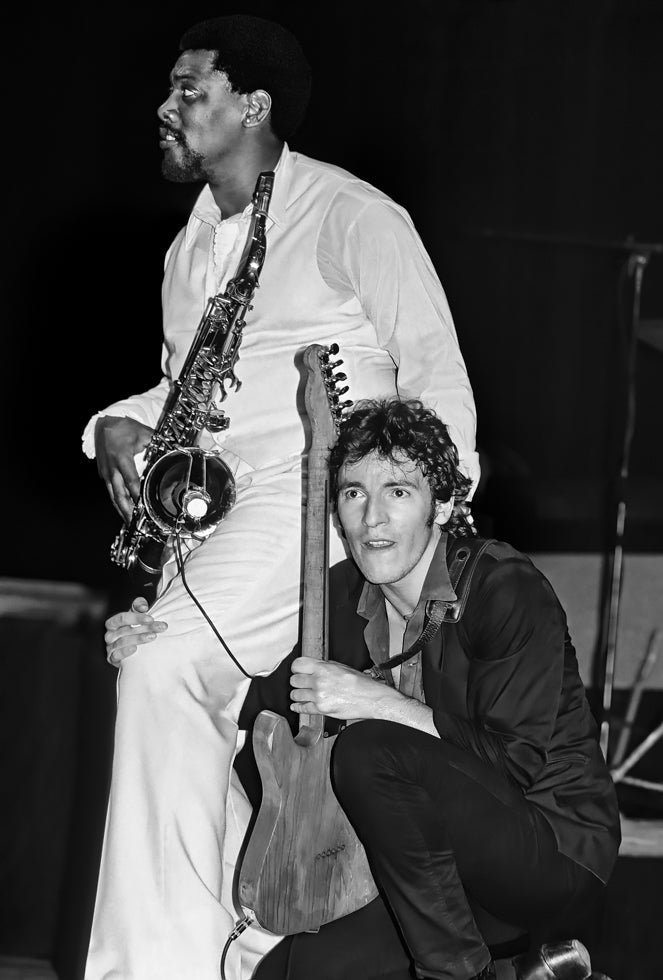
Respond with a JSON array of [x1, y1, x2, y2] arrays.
[[374, 535, 495, 673]]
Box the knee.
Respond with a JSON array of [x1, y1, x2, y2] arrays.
[[115, 652, 178, 727], [331, 720, 400, 800], [118, 630, 198, 706]]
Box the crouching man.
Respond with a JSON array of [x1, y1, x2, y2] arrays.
[[286, 398, 620, 980]]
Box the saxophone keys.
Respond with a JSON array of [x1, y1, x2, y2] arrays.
[[206, 411, 230, 433]]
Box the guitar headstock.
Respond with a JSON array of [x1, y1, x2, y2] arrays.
[[303, 344, 353, 448]]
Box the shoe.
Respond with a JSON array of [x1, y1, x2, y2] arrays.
[[514, 939, 592, 980]]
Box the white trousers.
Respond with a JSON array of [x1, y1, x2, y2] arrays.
[[86, 459, 347, 980]]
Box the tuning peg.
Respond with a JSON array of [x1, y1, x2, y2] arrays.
[[326, 343, 339, 357], [332, 372, 347, 382]]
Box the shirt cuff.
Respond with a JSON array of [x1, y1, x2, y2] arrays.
[[460, 450, 481, 502], [81, 410, 130, 459]]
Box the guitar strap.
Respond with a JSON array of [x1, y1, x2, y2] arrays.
[[370, 535, 496, 677]]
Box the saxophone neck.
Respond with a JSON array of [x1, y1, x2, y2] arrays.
[[253, 170, 275, 218], [231, 170, 274, 287]]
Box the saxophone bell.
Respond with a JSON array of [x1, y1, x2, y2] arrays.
[[143, 447, 236, 539]]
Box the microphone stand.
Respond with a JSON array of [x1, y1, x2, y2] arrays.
[[471, 229, 662, 761], [597, 244, 655, 761]]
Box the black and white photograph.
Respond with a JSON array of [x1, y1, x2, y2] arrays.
[[1, 3, 662, 980]]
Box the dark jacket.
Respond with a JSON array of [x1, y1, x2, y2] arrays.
[[238, 536, 621, 884]]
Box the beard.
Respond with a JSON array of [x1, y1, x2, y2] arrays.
[[161, 139, 207, 183]]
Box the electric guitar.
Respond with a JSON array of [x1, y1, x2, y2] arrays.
[[237, 343, 378, 935]]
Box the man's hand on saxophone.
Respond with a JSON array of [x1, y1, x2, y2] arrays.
[[94, 416, 154, 522]]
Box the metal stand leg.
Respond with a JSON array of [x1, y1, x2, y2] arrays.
[[610, 628, 663, 780], [598, 251, 649, 761]]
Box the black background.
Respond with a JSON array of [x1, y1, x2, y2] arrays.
[[1, 3, 662, 977], [3, 0, 662, 602]]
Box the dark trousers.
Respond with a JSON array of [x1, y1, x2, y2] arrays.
[[324, 720, 603, 980]]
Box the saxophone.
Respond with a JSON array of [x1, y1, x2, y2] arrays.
[[111, 170, 275, 577]]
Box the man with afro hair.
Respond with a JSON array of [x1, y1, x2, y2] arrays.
[[83, 15, 480, 980]]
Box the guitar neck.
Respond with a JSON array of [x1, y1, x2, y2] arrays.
[[301, 456, 330, 665], [297, 424, 331, 739], [297, 344, 349, 740]]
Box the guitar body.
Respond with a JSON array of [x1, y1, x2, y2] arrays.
[[238, 710, 378, 935]]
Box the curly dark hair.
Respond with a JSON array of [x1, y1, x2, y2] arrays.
[[329, 398, 474, 536], [179, 15, 312, 142]]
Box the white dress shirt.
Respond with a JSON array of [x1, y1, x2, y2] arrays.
[[82, 143, 479, 490]]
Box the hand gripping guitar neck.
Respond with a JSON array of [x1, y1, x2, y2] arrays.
[[111, 170, 275, 580]]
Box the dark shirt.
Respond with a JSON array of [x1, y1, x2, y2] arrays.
[[238, 535, 621, 884]]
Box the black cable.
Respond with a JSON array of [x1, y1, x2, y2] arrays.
[[219, 914, 255, 980], [174, 529, 253, 679]]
